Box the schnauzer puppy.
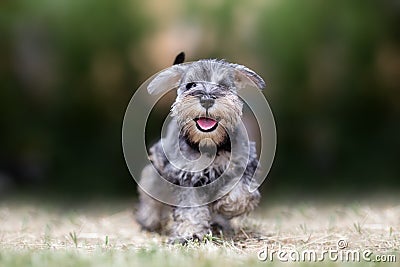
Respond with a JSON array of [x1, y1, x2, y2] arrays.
[[136, 53, 265, 243]]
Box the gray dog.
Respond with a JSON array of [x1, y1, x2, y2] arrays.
[[136, 53, 265, 243]]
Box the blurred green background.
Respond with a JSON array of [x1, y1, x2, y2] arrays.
[[1, 0, 399, 199]]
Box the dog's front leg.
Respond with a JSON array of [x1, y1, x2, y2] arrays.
[[212, 179, 260, 219], [169, 206, 211, 244]]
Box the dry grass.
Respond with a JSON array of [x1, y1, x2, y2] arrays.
[[0, 197, 399, 266]]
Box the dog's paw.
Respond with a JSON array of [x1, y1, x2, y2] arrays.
[[167, 233, 206, 245], [210, 222, 234, 237]]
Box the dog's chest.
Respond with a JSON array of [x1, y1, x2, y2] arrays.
[[166, 150, 231, 187]]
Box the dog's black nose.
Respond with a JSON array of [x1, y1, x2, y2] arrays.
[[200, 95, 215, 109]]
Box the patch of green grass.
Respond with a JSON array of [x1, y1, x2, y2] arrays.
[[104, 235, 109, 247], [69, 231, 79, 248], [353, 222, 363, 235], [1, 199, 398, 267], [0, 247, 390, 267]]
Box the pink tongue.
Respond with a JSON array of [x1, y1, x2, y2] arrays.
[[196, 118, 217, 130]]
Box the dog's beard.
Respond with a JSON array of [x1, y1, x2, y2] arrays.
[[171, 94, 243, 147]]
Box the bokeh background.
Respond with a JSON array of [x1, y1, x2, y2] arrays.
[[1, 0, 399, 200]]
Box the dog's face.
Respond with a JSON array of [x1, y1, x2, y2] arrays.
[[148, 59, 265, 147]]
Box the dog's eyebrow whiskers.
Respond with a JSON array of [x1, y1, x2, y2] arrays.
[[188, 89, 203, 96], [187, 81, 221, 87]]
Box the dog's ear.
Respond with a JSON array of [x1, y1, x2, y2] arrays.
[[231, 63, 266, 90], [147, 52, 186, 95], [147, 65, 186, 95], [173, 52, 185, 65]]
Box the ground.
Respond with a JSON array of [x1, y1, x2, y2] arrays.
[[0, 196, 399, 267]]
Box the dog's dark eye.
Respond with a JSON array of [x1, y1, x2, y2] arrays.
[[186, 82, 197, 90]]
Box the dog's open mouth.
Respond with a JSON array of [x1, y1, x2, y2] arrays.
[[194, 117, 218, 132]]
